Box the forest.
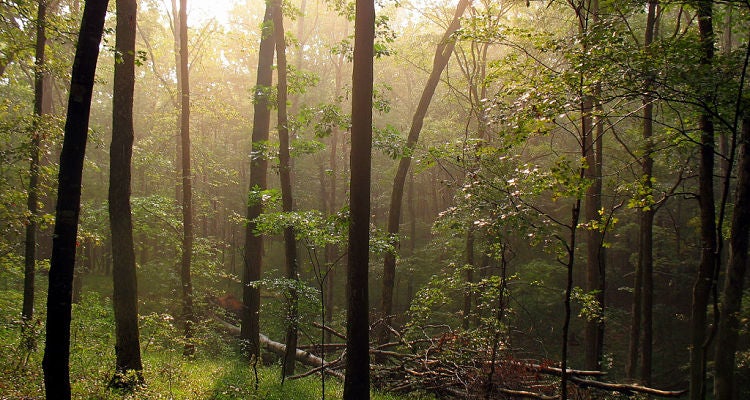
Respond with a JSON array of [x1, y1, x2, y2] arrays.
[[1, 0, 749, 398]]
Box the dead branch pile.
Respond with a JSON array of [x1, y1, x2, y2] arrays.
[[210, 315, 686, 399]]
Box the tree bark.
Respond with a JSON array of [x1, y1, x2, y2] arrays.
[[689, 2, 716, 399], [178, 0, 194, 357], [713, 117, 750, 400], [22, 0, 49, 350], [42, 0, 109, 396], [241, 2, 274, 361], [272, 0, 300, 378], [170, 0, 182, 203], [582, 0, 604, 372], [562, 198, 582, 400], [379, 0, 469, 344], [344, 0, 374, 396], [108, 0, 143, 384], [638, 1, 657, 386]]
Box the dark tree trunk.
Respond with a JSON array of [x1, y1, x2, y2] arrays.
[[42, 0, 109, 396], [241, 2, 274, 361], [379, 0, 469, 344], [583, 0, 604, 372], [690, 2, 716, 399], [639, 1, 657, 386], [22, 0, 49, 349], [344, 0, 374, 396], [562, 198, 582, 400], [108, 0, 143, 385], [713, 117, 750, 400], [463, 227, 474, 330], [272, 0, 300, 378], [178, 0, 194, 357], [171, 0, 182, 203]]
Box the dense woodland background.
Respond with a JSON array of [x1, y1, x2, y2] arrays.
[[1, 0, 749, 398]]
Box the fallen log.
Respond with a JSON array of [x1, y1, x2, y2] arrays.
[[211, 315, 344, 379]]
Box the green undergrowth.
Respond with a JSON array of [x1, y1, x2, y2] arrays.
[[0, 287, 431, 400], [3, 352, 429, 399]]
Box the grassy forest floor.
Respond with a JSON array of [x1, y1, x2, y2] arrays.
[[0, 280, 433, 400]]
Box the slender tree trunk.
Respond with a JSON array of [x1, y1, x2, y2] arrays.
[[639, 1, 657, 386], [485, 243, 508, 399], [344, 0, 374, 395], [718, 5, 732, 179], [627, 244, 642, 380], [582, 0, 604, 372], [109, 0, 143, 385], [463, 227, 474, 330], [171, 0, 182, 203], [22, 0, 49, 350], [178, 0, 194, 357], [273, 0, 300, 378], [406, 169, 416, 306], [562, 198, 582, 400], [241, 3, 274, 361], [714, 118, 750, 400], [324, 49, 346, 343], [324, 128, 338, 344], [690, 2, 716, 399], [42, 0, 109, 396], [379, 0, 470, 344]]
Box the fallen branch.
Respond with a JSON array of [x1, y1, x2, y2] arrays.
[[568, 376, 687, 397], [312, 321, 346, 340], [496, 360, 606, 377], [495, 388, 559, 400], [289, 351, 346, 380]]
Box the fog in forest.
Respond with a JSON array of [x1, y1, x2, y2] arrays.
[[0, 0, 748, 398]]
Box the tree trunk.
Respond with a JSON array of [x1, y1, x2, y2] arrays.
[[108, 0, 143, 385], [241, 2, 274, 361], [171, 0, 182, 203], [344, 0, 374, 396], [178, 0, 194, 357], [272, 0, 300, 378], [463, 227, 474, 330], [42, 0, 109, 396], [325, 46, 346, 343], [582, 0, 604, 372], [562, 198, 582, 400], [22, 0, 49, 350], [713, 117, 750, 400], [639, 1, 657, 386], [689, 2, 716, 399], [379, 0, 470, 344]]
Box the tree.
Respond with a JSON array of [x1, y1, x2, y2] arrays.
[[177, 0, 195, 357], [241, 1, 275, 361], [627, 0, 657, 385], [575, 0, 605, 372], [42, 0, 110, 396], [22, 0, 49, 350], [272, 0, 301, 378], [689, 2, 717, 399], [713, 38, 750, 396], [108, 0, 143, 385], [343, 0, 374, 396], [379, 0, 470, 344]]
